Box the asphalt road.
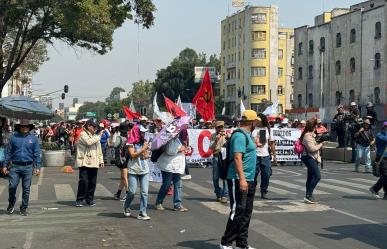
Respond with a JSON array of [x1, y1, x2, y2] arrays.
[[0, 161, 386, 249]]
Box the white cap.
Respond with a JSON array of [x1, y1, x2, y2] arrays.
[[300, 120, 306, 124], [350, 102, 357, 106], [281, 118, 289, 124], [139, 125, 148, 132], [199, 119, 205, 122], [140, 116, 148, 121]]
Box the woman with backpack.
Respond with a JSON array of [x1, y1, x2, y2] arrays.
[[113, 124, 129, 201], [123, 126, 151, 220], [300, 120, 327, 204]]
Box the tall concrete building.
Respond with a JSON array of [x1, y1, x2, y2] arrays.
[[294, 0, 387, 121], [220, 5, 294, 116]]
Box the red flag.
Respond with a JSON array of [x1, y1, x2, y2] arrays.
[[164, 96, 186, 117], [123, 105, 141, 120], [192, 69, 215, 121]]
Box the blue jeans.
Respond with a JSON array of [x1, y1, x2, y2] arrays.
[[8, 165, 33, 209], [301, 155, 321, 196], [255, 156, 272, 194], [355, 144, 371, 170], [156, 171, 182, 208], [212, 155, 228, 198], [124, 173, 149, 214]]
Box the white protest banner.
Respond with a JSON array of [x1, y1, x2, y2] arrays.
[[271, 128, 301, 162], [149, 161, 162, 182]]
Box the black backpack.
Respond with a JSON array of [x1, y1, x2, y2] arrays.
[[219, 130, 250, 180], [114, 136, 129, 167], [150, 146, 165, 163]]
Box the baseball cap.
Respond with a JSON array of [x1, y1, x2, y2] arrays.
[[300, 120, 306, 124], [86, 119, 98, 127], [140, 116, 148, 121], [350, 102, 357, 106], [317, 119, 322, 123], [199, 119, 205, 123], [215, 121, 225, 127], [241, 110, 261, 121]]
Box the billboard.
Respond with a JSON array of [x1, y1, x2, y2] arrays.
[[194, 66, 217, 83], [232, 0, 245, 7]]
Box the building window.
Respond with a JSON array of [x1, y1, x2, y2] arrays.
[[308, 65, 313, 79], [298, 67, 303, 80], [251, 67, 266, 77], [374, 87, 381, 104], [251, 103, 260, 113], [298, 42, 303, 55], [349, 89, 355, 103], [252, 13, 267, 24], [227, 85, 236, 97], [336, 33, 342, 48], [297, 94, 302, 108], [278, 67, 283, 77], [375, 22, 382, 39], [277, 104, 283, 114], [335, 60, 341, 75], [277, 86, 284, 95], [335, 91, 342, 105], [350, 58, 356, 73], [222, 56, 225, 66], [308, 93, 313, 107], [309, 40, 314, 54], [252, 31, 266, 41], [320, 37, 325, 52], [252, 48, 266, 59], [350, 29, 356, 43], [278, 49, 284, 59], [251, 85, 266, 95], [374, 53, 381, 69]]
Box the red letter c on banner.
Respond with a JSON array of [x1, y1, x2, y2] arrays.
[[198, 130, 213, 158]]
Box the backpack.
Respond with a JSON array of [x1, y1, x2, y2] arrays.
[[219, 130, 250, 180], [114, 136, 129, 167], [294, 138, 304, 154]]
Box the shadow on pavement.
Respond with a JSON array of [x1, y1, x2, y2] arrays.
[[96, 196, 115, 200], [316, 224, 387, 249], [97, 212, 127, 219], [176, 239, 218, 249], [56, 201, 76, 206], [342, 195, 377, 200], [185, 197, 216, 202]]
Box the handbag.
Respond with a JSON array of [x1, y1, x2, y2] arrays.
[[372, 148, 386, 177]]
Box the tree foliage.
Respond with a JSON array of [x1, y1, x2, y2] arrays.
[[129, 80, 154, 106], [153, 48, 220, 103], [107, 86, 126, 101], [0, 0, 156, 96]]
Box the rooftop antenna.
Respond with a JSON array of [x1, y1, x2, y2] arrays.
[[137, 23, 140, 81]]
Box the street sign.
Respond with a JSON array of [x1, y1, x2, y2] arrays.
[[86, 112, 96, 117], [113, 113, 120, 119], [107, 113, 112, 118]]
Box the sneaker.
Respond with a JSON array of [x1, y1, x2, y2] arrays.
[[75, 200, 85, 207], [369, 187, 381, 199], [174, 206, 189, 212], [236, 246, 257, 249], [86, 200, 96, 206], [123, 207, 131, 217], [155, 204, 165, 211], [181, 175, 192, 180], [20, 208, 28, 216], [304, 195, 317, 204], [137, 213, 151, 220], [219, 245, 233, 249], [220, 197, 228, 204], [261, 192, 269, 200], [114, 191, 121, 200], [7, 204, 14, 215]]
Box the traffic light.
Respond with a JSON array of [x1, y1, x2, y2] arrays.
[[64, 85, 69, 93], [61, 93, 65, 99]]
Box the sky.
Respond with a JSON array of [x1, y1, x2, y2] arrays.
[[33, 0, 362, 109]]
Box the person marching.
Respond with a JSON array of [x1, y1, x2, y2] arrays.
[[354, 119, 375, 173], [113, 123, 129, 201], [252, 113, 276, 200], [300, 120, 326, 204], [123, 126, 151, 220], [2, 120, 41, 216], [210, 120, 229, 203], [75, 120, 104, 207], [369, 121, 387, 199], [333, 105, 347, 148], [220, 110, 260, 249]]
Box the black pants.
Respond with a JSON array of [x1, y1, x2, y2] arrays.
[[76, 167, 98, 202], [373, 161, 387, 194], [221, 179, 256, 248], [336, 126, 346, 147]]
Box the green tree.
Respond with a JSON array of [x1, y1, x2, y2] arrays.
[[0, 0, 156, 96], [107, 86, 126, 102], [130, 80, 154, 106], [154, 48, 220, 104], [76, 101, 107, 120]]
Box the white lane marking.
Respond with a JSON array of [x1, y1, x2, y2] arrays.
[[250, 219, 320, 249], [54, 184, 76, 201], [95, 183, 113, 197], [324, 179, 370, 190], [271, 179, 330, 195], [349, 178, 375, 184], [269, 186, 296, 195], [294, 179, 364, 195], [23, 232, 33, 249], [184, 181, 213, 196], [275, 168, 302, 177], [295, 179, 364, 194], [333, 209, 387, 227], [37, 167, 44, 185]]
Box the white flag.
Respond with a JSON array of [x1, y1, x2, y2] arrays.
[[177, 95, 183, 108], [240, 99, 246, 114], [153, 93, 173, 123], [130, 100, 136, 112], [221, 106, 226, 116], [263, 101, 279, 115]]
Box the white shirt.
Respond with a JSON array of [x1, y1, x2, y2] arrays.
[[252, 127, 274, 157]]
